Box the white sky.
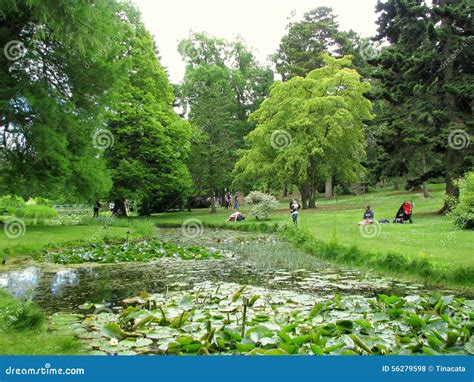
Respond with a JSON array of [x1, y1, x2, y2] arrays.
[[132, 0, 379, 83]]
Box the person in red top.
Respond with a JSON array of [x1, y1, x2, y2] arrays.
[[395, 200, 414, 223], [404, 201, 414, 223]]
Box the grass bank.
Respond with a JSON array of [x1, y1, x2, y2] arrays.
[[0, 290, 83, 355]]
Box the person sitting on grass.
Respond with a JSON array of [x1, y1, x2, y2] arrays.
[[394, 200, 414, 223], [358, 205, 374, 225], [227, 211, 245, 222]]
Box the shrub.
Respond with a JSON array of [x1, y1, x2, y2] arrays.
[[9, 205, 57, 219], [450, 172, 474, 229], [244, 191, 278, 221], [0, 195, 57, 219], [0, 195, 25, 211]]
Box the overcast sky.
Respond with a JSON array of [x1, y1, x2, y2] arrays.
[[132, 0, 380, 83]]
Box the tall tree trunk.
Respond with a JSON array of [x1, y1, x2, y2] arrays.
[[298, 185, 309, 209], [306, 163, 317, 208], [421, 148, 430, 198], [325, 177, 333, 199], [438, 1, 460, 213], [210, 189, 216, 214], [113, 198, 128, 217], [393, 177, 400, 191]]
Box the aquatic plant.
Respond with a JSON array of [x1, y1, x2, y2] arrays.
[[47, 240, 222, 264], [70, 283, 473, 356]]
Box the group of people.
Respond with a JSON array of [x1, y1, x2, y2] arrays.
[[358, 200, 414, 226], [224, 192, 239, 210], [93, 200, 131, 217]]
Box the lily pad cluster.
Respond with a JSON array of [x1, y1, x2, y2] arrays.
[[47, 240, 222, 264], [74, 283, 473, 355]]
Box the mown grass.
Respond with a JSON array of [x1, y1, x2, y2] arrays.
[[151, 184, 473, 288], [0, 289, 83, 355]]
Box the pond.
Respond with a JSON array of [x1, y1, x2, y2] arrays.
[[0, 228, 455, 314]]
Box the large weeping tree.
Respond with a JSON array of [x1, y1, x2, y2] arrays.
[[0, 0, 130, 202], [235, 54, 373, 209]]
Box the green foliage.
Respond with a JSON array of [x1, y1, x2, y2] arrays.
[[272, 7, 367, 80], [235, 54, 373, 208], [244, 191, 278, 220], [47, 240, 222, 264], [178, 32, 273, 202], [105, 20, 192, 215], [0, 195, 25, 210], [372, 0, 473, 201], [9, 205, 57, 219], [79, 284, 473, 355], [451, 172, 474, 229], [0, 291, 44, 331], [0, 0, 136, 201], [0, 195, 57, 218]]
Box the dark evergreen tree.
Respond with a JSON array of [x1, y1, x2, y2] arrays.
[[373, 0, 473, 210]]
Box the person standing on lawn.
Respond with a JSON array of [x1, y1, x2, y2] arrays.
[[93, 201, 100, 218], [291, 200, 300, 225]]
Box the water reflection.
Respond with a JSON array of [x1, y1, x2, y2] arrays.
[[0, 229, 455, 313], [0, 267, 41, 299], [51, 270, 79, 296]]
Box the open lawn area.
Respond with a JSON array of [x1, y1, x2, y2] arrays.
[[151, 184, 473, 271]]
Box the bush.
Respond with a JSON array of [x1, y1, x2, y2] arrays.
[[0, 195, 57, 219], [0, 195, 25, 211], [244, 191, 278, 221], [450, 172, 474, 229], [9, 205, 57, 219]]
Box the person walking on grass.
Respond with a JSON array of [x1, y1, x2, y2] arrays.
[[291, 199, 300, 225], [224, 192, 230, 210], [234, 192, 239, 210], [93, 201, 100, 218]]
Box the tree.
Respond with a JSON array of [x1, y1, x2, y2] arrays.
[[0, 0, 130, 202], [272, 7, 374, 198], [235, 54, 373, 208], [272, 7, 364, 81], [178, 33, 273, 212], [105, 18, 192, 216], [373, 0, 473, 211]]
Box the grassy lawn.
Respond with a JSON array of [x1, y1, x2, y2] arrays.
[[151, 184, 473, 270]]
